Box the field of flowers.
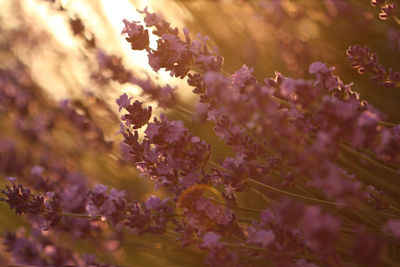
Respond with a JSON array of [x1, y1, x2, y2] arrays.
[[1, 0, 400, 266]]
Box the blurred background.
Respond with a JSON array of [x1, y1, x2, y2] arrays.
[[1, 0, 400, 266]]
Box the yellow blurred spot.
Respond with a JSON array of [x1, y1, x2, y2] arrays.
[[177, 184, 224, 210], [23, 0, 76, 47]]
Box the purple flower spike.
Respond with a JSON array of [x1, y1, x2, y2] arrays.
[[379, 3, 397, 20], [0, 178, 44, 215], [121, 19, 149, 50], [202, 232, 221, 249], [120, 99, 152, 129], [138, 7, 162, 27], [248, 229, 275, 248], [346, 45, 400, 88], [0, 179, 62, 229], [145, 195, 166, 210], [200, 232, 239, 267], [116, 93, 132, 112], [231, 64, 256, 89]]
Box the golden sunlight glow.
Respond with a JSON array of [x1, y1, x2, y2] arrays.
[[100, 0, 153, 73], [0, 0, 194, 105], [23, 0, 76, 47]]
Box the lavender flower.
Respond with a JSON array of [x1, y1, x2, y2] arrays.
[[231, 64, 256, 89], [346, 45, 400, 88], [122, 8, 223, 78], [122, 19, 149, 50], [117, 95, 152, 129], [3, 228, 118, 266], [119, 100, 211, 195], [0, 178, 62, 229], [200, 233, 239, 267], [379, 3, 398, 20], [1, 177, 45, 215]]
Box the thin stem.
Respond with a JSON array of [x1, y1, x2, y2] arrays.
[[232, 234, 247, 244], [340, 143, 400, 176], [295, 184, 316, 198], [251, 178, 400, 217], [225, 242, 266, 252], [190, 66, 205, 75], [221, 68, 231, 78], [271, 95, 293, 108], [176, 105, 194, 117], [193, 117, 400, 216], [238, 122, 274, 155], [250, 187, 275, 204], [377, 120, 397, 128], [237, 217, 254, 223], [337, 153, 394, 191], [61, 212, 100, 219], [190, 60, 400, 215], [338, 153, 400, 212], [249, 178, 338, 206], [359, 147, 400, 171], [393, 16, 400, 27], [390, 205, 400, 213], [208, 160, 236, 175], [60, 212, 182, 219], [210, 199, 263, 213]]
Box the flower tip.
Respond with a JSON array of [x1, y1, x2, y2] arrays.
[[6, 177, 16, 183], [309, 61, 327, 74]]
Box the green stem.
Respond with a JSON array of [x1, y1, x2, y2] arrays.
[[337, 153, 400, 212], [250, 178, 400, 217], [339, 143, 400, 177], [176, 105, 194, 117], [250, 187, 275, 204], [60, 212, 182, 219], [225, 242, 266, 252], [221, 68, 231, 78], [271, 95, 293, 108], [249, 178, 338, 206], [238, 122, 274, 155], [211, 199, 263, 214], [393, 16, 400, 27], [208, 160, 236, 175], [61, 212, 98, 219], [377, 120, 397, 128]]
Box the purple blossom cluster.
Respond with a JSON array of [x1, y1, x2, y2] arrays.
[[0, 177, 176, 264], [3, 228, 117, 267], [122, 8, 400, 207], [118, 94, 211, 196], [346, 44, 400, 88], [0, 177, 175, 236], [1, 178, 61, 227], [86, 184, 173, 234], [200, 233, 238, 267], [93, 50, 176, 108], [114, 8, 400, 266], [0, 65, 117, 238], [122, 8, 223, 78], [0, 62, 126, 265]]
